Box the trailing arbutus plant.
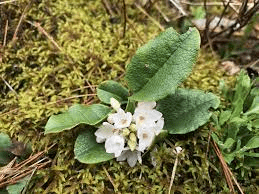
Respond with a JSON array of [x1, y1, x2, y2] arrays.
[[44, 28, 220, 167]]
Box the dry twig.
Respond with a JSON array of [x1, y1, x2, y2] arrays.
[[1, 76, 17, 95], [102, 0, 116, 17], [122, 0, 127, 37], [26, 21, 63, 51], [0, 145, 53, 188], [212, 140, 244, 194], [169, 0, 188, 16], [102, 166, 117, 192], [134, 3, 164, 31], [155, 3, 170, 22], [3, 20, 8, 46], [12, 2, 31, 41], [0, 0, 17, 5]]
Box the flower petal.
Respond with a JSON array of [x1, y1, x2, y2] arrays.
[[105, 135, 125, 157], [111, 109, 132, 129], [137, 127, 155, 152], [133, 109, 162, 128], [110, 97, 121, 111], [137, 101, 156, 110], [94, 122, 114, 143], [153, 118, 164, 135], [116, 149, 142, 167], [127, 151, 139, 167]]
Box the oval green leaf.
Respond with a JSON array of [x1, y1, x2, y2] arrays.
[[157, 89, 220, 134], [97, 80, 129, 104], [45, 104, 111, 134], [0, 133, 12, 149], [125, 27, 200, 101], [74, 129, 114, 164], [6, 176, 30, 194], [244, 96, 259, 116], [243, 136, 259, 150], [231, 71, 251, 118]]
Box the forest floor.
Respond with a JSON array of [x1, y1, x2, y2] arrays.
[[0, 0, 258, 193]]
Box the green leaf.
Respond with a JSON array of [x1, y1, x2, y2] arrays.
[[0, 133, 12, 150], [0, 151, 13, 165], [97, 80, 129, 104], [227, 117, 247, 139], [243, 136, 259, 150], [231, 71, 251, 118], [223, 152, 236, 164], [125, 27, 200, 101], [251, 118, 259, 128], [157, 89, 220, 134], [243, 87, 259, 112], [222, 138, 235, 149], [244, 152, 259, 157], [191, 6, 206, 19], [244, 157, 259, 167], [6, 176, 29, 194], [74, 128, 114, 164], [0, 133, 13, 165], [45, 104, 111, 134], [125, 99, 136, 114], [219, 110, 232, 126], [244, 96, 259, 116], [0, 189, 8, 194]]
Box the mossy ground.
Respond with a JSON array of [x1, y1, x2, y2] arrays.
[[0, 0, 258, 193]]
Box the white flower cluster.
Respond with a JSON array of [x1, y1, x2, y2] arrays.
[[95, 98, 164, 167]]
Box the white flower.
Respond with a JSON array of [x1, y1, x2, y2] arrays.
[[108, 108, 132, 129], [175, 146, 182, 154], [110, 97, 121, 111], [137, 127, 156, 152], [117, 149, 142, 167], [94, 122, 114, 143], [133, 102, 162, 128], [137, 101, 156, 110], [105, 135, 125, 157], [153, 117, 164, 135]]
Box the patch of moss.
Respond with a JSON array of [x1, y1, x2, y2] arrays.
[[0, 0, 257, 193]]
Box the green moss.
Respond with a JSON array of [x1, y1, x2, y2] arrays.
[[0, 0, 257, 193]]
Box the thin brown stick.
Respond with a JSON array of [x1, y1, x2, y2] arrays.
[[169, 0, 188, 16], [0, 157, 17, 180], [205, 130, 212, 159], [86, 80, 96, 93], [12, 2, 31, 41], [14, 152, 45, 171], [155, 4, 170, 22], [21, 167, 37, 194], [70, 85, 97, 93], [168, 155, 179, 194], [122, 0, 127, 38], [0, 108, 19, 117], [212, 140, 237, 193], [126, 19, 145, 43], [0, 93, 97, 117], [181, 0, 254, 7], [1, 76, 17, 95], [0, 160, 51, 188], [134, 3, 164, 31], [210, 0, 231, 33], [47, 94, 96, 105], [102, 166, 117, 191], [102, 0, 116, 17], [3, 20, 8, 46], [0, 0, 17, 5], [26, 21, 63, 51], [227, 167, 244, 194], [0, 146, 54, 188]]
